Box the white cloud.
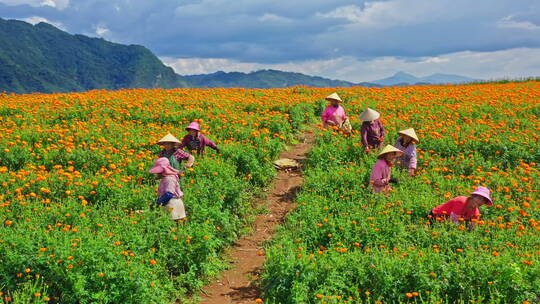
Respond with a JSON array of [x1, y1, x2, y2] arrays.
[[161, 57, 259, 75], [257, 13, 292, 23], [0, 0, 69, 9], [161, 56, 354, 78], [316, 0, 450, 28], [95, 24, 109, 37], [3, 0, 540, 69], [422, 57, 449, 64], [497, 15, 540, 30], [21, 16, 66, 30], [162, 48, 540, 82]]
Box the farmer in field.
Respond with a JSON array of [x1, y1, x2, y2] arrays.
[[427, 186, 493, 230], [394, 128, 419, 176], [321, 93, 352, 133], [157, 133, 195, 170], [360, 108, 385, 153], [179, 122, 220, 156], [149, 157, 186, 221], [370, 145, 403, 194]]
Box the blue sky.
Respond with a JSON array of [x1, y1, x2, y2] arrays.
[[1, 0, 539, 81]]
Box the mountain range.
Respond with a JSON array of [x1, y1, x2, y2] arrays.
[[0, 18, 478, 94], [183, 70, 380, 88], [371, 71, 477, 86]]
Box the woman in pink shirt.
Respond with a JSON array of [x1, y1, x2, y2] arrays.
[[149, 157, 187, 221], [370, 145, 403, 194], [321, 93, 350, 132], [428, 186, 493, 230], [179, 122, 220, 156]]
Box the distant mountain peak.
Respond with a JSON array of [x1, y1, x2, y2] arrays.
[[181, 69, 379, 89], [372, 71, 478, 86], [393, 71, 414, 77]]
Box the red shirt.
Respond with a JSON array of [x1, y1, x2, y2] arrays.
[[432, 196, 480, 222]]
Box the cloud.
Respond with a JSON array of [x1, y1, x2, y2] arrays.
[[316, 0, 447, 28], [422, 57, 449, 64], [1, 0, 539, 80], [162, 48, 540, 82], [94, 24, 109, 37], [497, 14, 540, 30], [257, 13, 292, 23], [161, 57, 259, 75], [21, 15, 65, 29], [0, 0, 68, 9]]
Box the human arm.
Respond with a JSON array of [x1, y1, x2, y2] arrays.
[[361, 125, 370, 151], [341, 106, 348, 121], [322, 107, 336, 126], [409, 146, 417, 170], [408, 146, 417, 176], [202, 135, 218, 151], [185, 155, 195, 168], [321, 107, 329, 124], [431, 198, 458, 217], [335, 106, 346, 125], [370, 162, 389, 186], [173, 149, 195, 168], [468, 211, 481, 231], [379, 120, 386, 140]]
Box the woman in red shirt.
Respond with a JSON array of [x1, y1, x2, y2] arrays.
[[428, 186, 493, 230]]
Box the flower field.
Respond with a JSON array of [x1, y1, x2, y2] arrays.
[[0, 81, 538, 303], [261, 81, 539, 303], [0, 88, 316, 303]]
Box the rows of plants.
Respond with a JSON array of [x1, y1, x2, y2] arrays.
[[261, 81, 539, 303], [0, 88, 319, 303]]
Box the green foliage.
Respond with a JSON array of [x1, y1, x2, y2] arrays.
[[0, 88, 311, 303], [262, 132, 539, 303], [260, 82, 540, 303], [0, 18, 188, 94]]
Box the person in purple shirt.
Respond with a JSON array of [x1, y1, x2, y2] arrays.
[[179, 122, 220, 156], [360, 108, 385, 153], [394, 128, 419, 177]]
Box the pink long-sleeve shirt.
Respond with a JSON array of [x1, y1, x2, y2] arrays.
[[179, 134, 218, 155], [157, 175, 183, 199], [321, 105, 347, 127], [394, 139, 417, 169], [370, 159, 392, 193]]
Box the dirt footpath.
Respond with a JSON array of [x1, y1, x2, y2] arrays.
[[198, 130, 315, 304]]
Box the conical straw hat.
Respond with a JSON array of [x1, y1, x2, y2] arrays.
[[325, 92, 342, 102], [377, 145, 404, 158], [398, 128, 419, 142], [359, 108, 380, 121], [157, 133, 181, 144]]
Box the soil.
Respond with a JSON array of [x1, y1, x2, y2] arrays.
[[197, 130, 315, 304]]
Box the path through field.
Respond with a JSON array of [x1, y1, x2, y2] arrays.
[[198, 129, 315, 304]]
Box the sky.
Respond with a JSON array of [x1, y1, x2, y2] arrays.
[[1, 0, 539, 82]]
